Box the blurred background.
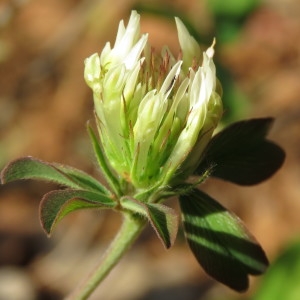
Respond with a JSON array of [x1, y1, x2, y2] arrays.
[[1, 0, 300, 299]]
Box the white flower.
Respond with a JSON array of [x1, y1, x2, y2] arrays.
[[84, 11, 223, 191]]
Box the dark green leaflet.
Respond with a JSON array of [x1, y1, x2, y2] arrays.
[[180, 189, 268, 291]]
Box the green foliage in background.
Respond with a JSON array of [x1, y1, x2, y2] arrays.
[[253, 239, 300, 300], [208, 0, 261, 43]]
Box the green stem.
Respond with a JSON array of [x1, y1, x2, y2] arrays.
[[66, 213, 146, 300]]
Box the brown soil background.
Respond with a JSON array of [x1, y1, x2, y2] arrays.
[[1, 0, 300, 299]]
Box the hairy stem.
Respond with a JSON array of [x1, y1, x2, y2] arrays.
[[66, 213, 146, 300]]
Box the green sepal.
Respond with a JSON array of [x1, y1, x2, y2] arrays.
[[179, 189, 268, 292], [87, 122, 121, 196], [1, 156, 109, 194], [40, 189, 115, 236], [196, 118, 285, 185], [121, 197, 178, 249]]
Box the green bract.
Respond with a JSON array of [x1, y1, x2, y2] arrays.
[[84, 11, 223, 190]]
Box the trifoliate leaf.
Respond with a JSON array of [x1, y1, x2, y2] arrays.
[[196, 118, 285, 185], [179, 189, 268, 292], [40, 189, 115, 236], [121, 197, 178, 248], [1, 156, 109, 194]]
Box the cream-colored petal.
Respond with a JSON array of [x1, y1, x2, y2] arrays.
[[160, 61, 182, 98], [84, 53, 101, 90], [123, 34, 148, 70], [175, 17, 201, 72]]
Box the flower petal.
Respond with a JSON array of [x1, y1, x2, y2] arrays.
[[175, 17, 201, 72]]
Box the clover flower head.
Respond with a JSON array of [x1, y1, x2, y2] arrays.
[[84, 11, 223, 191]]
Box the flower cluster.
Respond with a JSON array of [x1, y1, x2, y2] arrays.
[[84, 11, 222, 191]]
